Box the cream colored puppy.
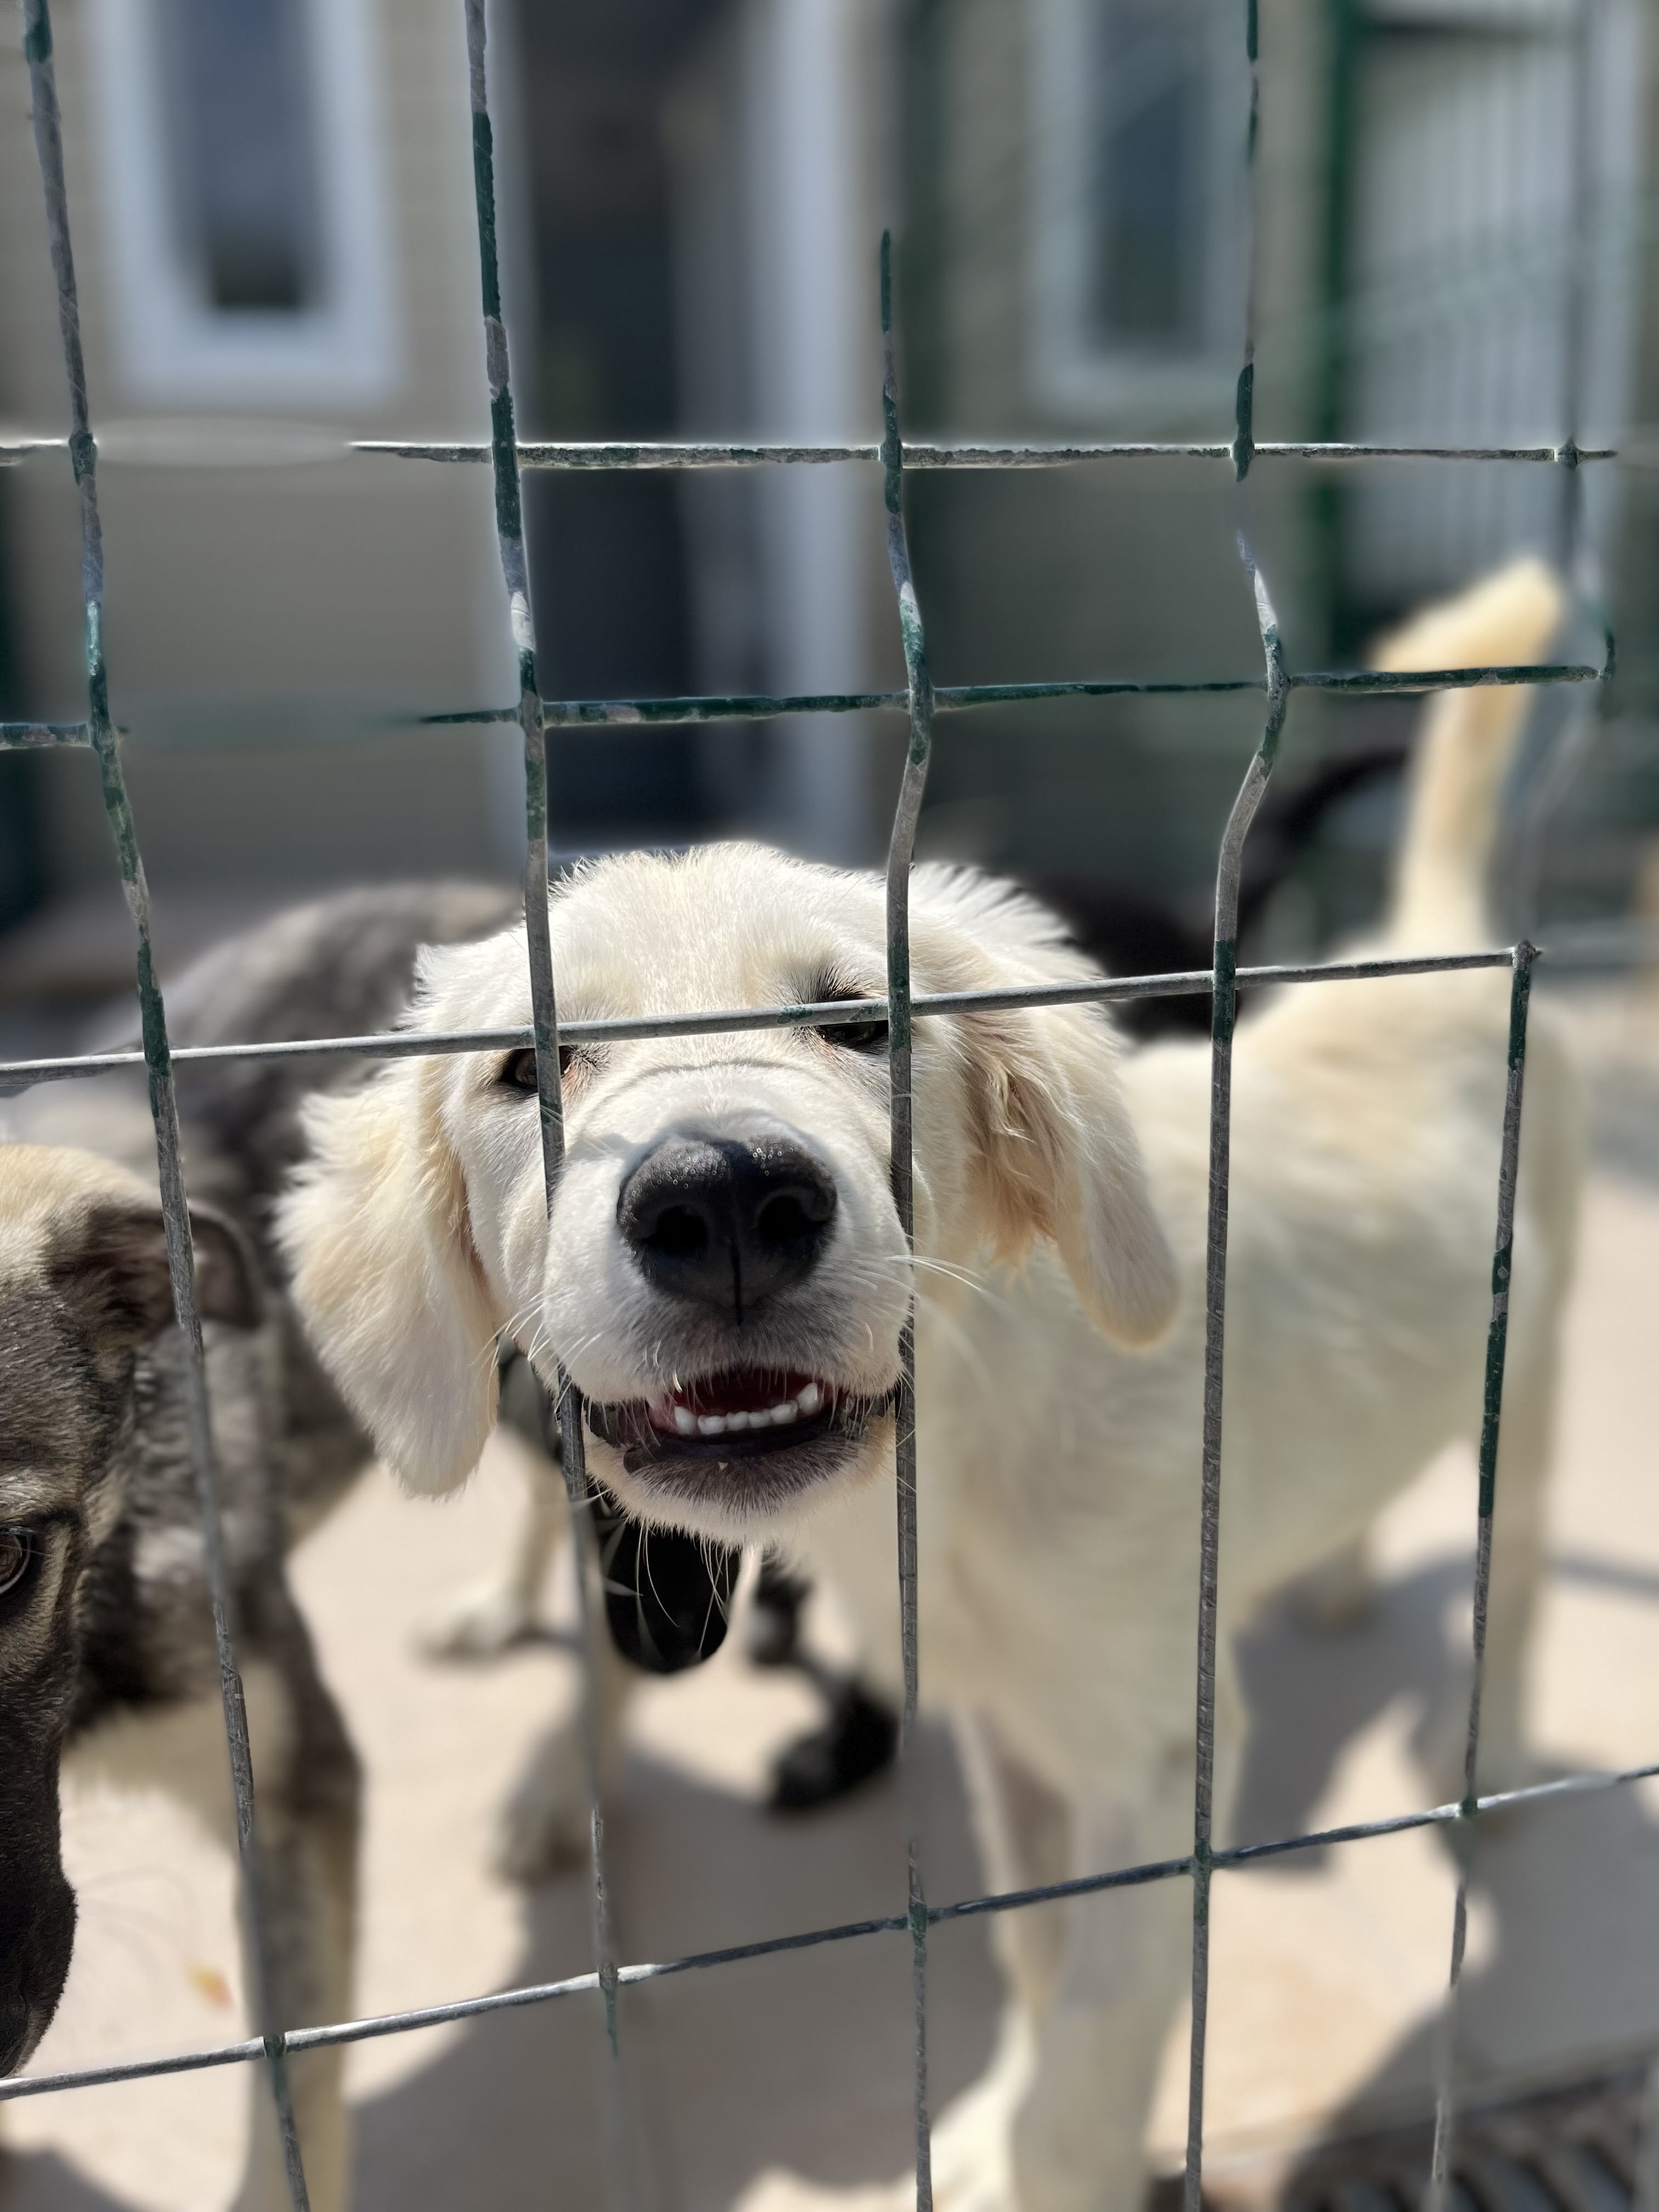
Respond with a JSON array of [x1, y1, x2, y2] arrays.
[[281, 560, 1578, 2212]]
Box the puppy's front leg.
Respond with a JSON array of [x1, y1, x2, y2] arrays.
[[1007, 1788, 1190, 2212], [1002, 1720, 1222, 2212], [931, 1720, 1204, 2212], [420, 1443, 566, 1658], [953, 1711, 1073, 2022]]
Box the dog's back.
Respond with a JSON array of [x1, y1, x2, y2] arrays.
[[27, 881, 521, 1528], [873, 562, 1585, 1758], [1132, 550, 1583, 1593]]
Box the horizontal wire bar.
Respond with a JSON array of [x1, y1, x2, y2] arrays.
[[1295, 662, 1602, 693], [0, 949, 1518, 1091], [7, 1751, 1654, 2107], [2, 435, 1624, 470], [0, 719, 101, 747], [0, 662, 1602, 753], [349, 438, 1618, 469], [416, 659, 1602, 732]]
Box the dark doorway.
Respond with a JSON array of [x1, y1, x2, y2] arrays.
[[514, 0, 726, 850]]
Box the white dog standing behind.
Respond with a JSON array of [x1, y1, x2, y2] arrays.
[[281, 559, 1579, 2212]]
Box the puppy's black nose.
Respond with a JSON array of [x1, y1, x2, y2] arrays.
[[617, 1137, 837, 1319]]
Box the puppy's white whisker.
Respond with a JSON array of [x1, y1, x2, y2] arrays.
[[497, 1297, 547, 1348]]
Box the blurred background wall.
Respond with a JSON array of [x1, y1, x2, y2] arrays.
[[0, 0, 1655, 1011], [900, 0, 1658, 946]]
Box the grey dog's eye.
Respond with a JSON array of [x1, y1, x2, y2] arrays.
[[0, 1526, 37, 1599], [500, 1045, 579, 1091]]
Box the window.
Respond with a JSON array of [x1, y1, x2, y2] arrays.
[[89, 0, 398, 406], [1029, 0, 1244, 421], [163, 0, 325, 314], [1341, 0, 1645, 603], [1091, 1, 1210, 348]]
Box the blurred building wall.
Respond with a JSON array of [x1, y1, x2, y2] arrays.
[[2, 0, 1654, 944], [0, 0, 522, 911], [896, 0, 1658, 938], [900, 0, 1335, 904]]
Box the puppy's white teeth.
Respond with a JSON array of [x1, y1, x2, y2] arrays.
[[725, 1410, 751, 1432], [768, 1401, 798, 1426], [795, 1381, 823, 1416], [696, 1414, 728, 1437], [672, 1406, 698, 1437]]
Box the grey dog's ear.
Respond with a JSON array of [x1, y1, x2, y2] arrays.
[[59, 1194, 263, 1342], [278, 1057, 504, 1496]]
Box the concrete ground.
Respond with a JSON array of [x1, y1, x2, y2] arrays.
[[7, 986, 1659, 2209]]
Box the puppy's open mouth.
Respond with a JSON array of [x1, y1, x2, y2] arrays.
[[584, 1369, 896, 1476]]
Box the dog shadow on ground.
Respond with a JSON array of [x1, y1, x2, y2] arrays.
[[9, 1549, 1659, 2210], [347, 1549, 1659, 2207], [1233, 1548, 1659, 2131], [344, 1722, 998, 2211], [0, 2154, 118, 2211], [1231, 1550, 1472, 1858]]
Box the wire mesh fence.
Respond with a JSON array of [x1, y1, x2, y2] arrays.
[[0, 1, 1643, 2210]]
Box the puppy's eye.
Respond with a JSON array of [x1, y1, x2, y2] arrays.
[[500, 1044, 580, 1092], [0, 1525, 38, 1600], [808, 977, 890, 1054], [820, 1015, 890, 1054]]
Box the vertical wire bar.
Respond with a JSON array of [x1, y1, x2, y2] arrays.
[[1555, 0, 1596, 566], [1186, 0, 1277, 2191], [16, 4, 311, 2201], [1182, 543, 1289, 2212], [1231, 0, 1262, 482], [1516, 0, 1604, 936], [459, 6, 630, 2203], [1425, 942, 1537, 2212], [879, 229, 937, 2212]]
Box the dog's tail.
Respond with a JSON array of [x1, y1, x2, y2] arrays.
[[1375, 556, 1564, 947]]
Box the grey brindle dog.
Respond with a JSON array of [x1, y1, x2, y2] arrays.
[[0, 883, 516, 2211]]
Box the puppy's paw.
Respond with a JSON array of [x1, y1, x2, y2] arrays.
[[733, 2164, 1009, 2212], [927, 2138, 1015, 2211], [726, 2111, 1016, 2212], [417, 1575, 537, 1660], [907, 2011, 1031, 2212], [493, 1721, 594, 1882], [732, 2176, 911, 2211]]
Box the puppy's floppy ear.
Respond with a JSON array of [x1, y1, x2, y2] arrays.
[[960, 996, 1179, 1348], [278, 1057, 503, 1495], [57, 1194, 263, 1342]]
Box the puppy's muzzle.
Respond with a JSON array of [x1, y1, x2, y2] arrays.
[[617, 1136, 837, 1323]]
